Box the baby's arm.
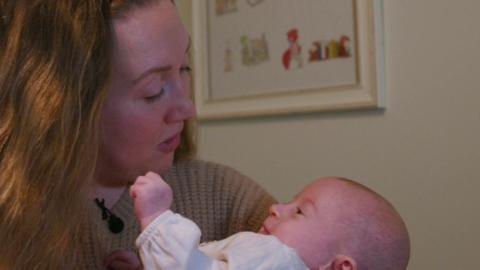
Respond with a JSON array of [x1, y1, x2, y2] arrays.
[[131, 172, 300, 270], [130, 171, 173, 230], [135, 210, 217, 269], [130, 172, 213, 269], [130, 172, 222, 269]]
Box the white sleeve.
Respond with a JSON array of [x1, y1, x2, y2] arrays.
[[136, 210, 219, 270], [136, 212, 308, 270], [199, 232, 309, 270]]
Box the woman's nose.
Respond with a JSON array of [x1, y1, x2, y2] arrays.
[[165, 96, 195, 123], [165, 79, 196, 123]]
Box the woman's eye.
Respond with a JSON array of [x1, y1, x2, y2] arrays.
[[145, 88, 164, 102]]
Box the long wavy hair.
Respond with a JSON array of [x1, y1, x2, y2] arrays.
[[0, 0, 196, 268], [0, 0, 139, 269]]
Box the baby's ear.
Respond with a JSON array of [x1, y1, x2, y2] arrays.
[[320, 255, 357, 270]]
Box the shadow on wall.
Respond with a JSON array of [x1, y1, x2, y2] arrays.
[[199, 108, 386, 126]]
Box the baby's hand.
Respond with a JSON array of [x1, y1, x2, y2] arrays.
[[104, 249, 142, 270], [130, 171, 173, 230]]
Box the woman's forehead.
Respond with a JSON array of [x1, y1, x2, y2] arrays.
[[111, 0, 188, 79]]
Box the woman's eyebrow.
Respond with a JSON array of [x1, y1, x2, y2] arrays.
[[132, 65, 172, 84], [133, 38, 191, 84]]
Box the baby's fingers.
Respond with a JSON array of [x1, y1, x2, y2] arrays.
[[129, 185, 137, 199], [104, 250, 141, 270], [145, 171, 161, 180], [107, 259, 141, 270]]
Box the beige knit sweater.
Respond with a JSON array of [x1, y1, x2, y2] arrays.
[[81, 159, 276, 269]]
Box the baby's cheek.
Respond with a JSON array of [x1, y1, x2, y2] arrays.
[[271, 226, 294, 246]]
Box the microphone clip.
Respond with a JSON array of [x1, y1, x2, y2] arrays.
[[94, 198, 124, 234]]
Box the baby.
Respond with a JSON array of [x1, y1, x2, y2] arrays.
[[105, 173, 410, 270]]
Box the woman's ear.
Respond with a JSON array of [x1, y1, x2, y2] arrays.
[[320, 255, 357, 270]]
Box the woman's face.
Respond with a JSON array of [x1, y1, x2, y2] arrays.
[[96, 0, 195, 184]]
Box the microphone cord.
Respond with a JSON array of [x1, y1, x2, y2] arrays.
[[94, 198, 124, 234]]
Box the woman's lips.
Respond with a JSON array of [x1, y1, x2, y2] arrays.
[[157, 133, 181, 153]]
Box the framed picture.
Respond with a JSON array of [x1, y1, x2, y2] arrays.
[[191, 0, 385, 120]]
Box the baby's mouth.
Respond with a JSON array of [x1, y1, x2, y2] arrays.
[[258, 225, 270, 235]]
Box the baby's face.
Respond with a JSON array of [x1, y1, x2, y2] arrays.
[[259, 180, 341, 268]]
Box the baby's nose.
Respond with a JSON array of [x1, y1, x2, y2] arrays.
[[269, 204, 281, 217], [270, 203, 294, 218]]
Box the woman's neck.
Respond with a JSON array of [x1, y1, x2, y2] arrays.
[[89, 180, 129, 209]]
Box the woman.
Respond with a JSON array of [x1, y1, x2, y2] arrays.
[[0, 0, 275, 269]]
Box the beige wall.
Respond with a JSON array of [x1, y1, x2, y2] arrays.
[[180, 1, 480, 269]]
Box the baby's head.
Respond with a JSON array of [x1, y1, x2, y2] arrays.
[[259, 177, 410, 270]]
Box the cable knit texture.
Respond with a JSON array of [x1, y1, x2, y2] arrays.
[[81, 159, 276, 269]]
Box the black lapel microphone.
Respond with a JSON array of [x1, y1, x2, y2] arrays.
[[94, 198, 124, 234]]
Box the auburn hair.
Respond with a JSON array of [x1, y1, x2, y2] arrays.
[[0, 0, 113, 268], [0, 0, 194, 268]]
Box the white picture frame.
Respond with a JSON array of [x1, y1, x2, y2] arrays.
[[190, 0, 385, 120]]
